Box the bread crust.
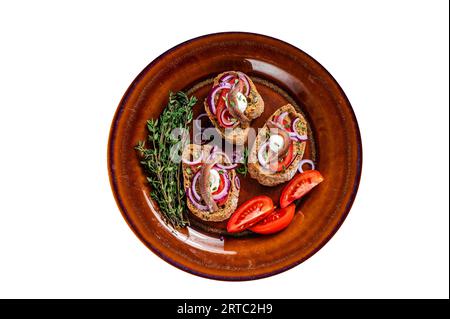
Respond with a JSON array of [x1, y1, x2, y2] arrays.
[[182, 144, 239, 222], [248, 104, 307, 187], [204, 71, 264, 145]]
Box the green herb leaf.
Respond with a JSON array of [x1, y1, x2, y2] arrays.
[[236, 147, 249, 176], [135, 91, 196, 228]]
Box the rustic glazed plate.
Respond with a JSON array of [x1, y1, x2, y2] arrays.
[[108, 32, 362, 280]]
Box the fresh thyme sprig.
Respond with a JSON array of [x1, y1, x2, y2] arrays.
[[236, 147, 249, 176], [135, 92, 196, 228]]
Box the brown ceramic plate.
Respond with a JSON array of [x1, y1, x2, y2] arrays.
[[108, 32, 362, 280]]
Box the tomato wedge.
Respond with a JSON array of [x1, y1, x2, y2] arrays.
[[222, 108, 234, 123], [212, 173, 225, 196], [280, 170, 324, 208], [216, 76, 237, 127], [215, 89, 229, 127], [269, 142, 295, 172], [273, 115, 293, 132], [227, 195, 275, 233], [216, 194, 228, 206], [250, 204, 295, 235]]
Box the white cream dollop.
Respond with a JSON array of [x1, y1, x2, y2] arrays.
[[235, 92, 248, 113], [209, 169, 221, 192], [268, 134, 285, 153]]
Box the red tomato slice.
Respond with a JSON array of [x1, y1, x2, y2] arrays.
[[215, 76, 236, 128], [216, 194, 228, 206], [280, 170, 324, 208], [215, 89, 229, 127], [212, 173, 225, 195], [281, 118, 292, 132], [273, 115, 293, 132], [227, 195, 275, 233], [250, 204, 296, 235], [269, 142, 295, 172], [222, 108, 233, 123]]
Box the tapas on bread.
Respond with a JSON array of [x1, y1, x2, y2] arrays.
[[204, 71, 264, 145], [182, 144, 240, 222], [136, 72, 324, 236], [248, 104, 308, 186]]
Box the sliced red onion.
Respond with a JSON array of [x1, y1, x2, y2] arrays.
[[220, 73, 235, 83], [291, 117, 308, 141], [210, 145, 218, 155], [237, 72, 250, 96], [182, 151, 203, 166], [298, 159, 315, 173], [219, 72, 233, 81], [234, 175, 240, 190], [257, 141, 270, 168], [219, 108, 235, 127], [191, 171, 201, 201], [276, 112, 289, 125], [288, 132, 307, 141], [207, 82, 232, 115], [186, 188, 208, 211], [232, 151, 243, 164], [215, 163, 238, 170], [195, 113, 208, 120], [293, 134, 308, 141], [212, 172, 230, 201]]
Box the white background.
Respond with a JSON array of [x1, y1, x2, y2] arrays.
[[0, 0, 448, 299]]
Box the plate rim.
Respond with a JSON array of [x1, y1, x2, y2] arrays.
[[107, 31, 363, 281]]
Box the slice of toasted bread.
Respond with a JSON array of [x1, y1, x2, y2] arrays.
[[204, 71, 264, 145], [182, 144, 239, 222], [248, 104, 308, 187]]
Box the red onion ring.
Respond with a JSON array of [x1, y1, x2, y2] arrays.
[[220, 74, 235, 83], [291, 117, 308, 141], [182, 151, 203, 166], [257, 141, 270, 168], [219, 72, 233, 82], [219, 108, 235, 127], [186, 188, 208, 211], [195, 113, 208, 120], [276, 112, 289, 126], [191, 171, 202, 201], [237, 72, 250, 96], [207, 82, 232, 115], [232, 151, 243, 164], [234, 175, 240, 190], [215, 163, 238, 170], [288, 132, 306, 141], [298, 159, 315, 173]]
